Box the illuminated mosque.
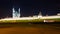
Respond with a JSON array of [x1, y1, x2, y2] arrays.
[[12, 8, 20, 18]]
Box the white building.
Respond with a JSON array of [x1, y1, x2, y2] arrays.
[[38, 11, 42, 18], [12, 8, 20, 18]]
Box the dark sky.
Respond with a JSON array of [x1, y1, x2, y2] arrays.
[[0, 0, 58, 18]]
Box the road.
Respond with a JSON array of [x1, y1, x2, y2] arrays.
[[0, 24, 60, 34]]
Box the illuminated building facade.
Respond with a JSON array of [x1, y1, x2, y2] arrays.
[[12, 8, 20, 18]]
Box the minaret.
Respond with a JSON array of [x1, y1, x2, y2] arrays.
[[12, 8, 15, 18], [18, 8, 20, 17]]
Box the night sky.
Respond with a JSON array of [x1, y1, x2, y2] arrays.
[[0, 0, 59, 18]]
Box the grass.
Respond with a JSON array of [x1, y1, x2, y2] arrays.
[[0, 19, 43, 23], [0, 18, 60, 23], [0, 23, 60, 30]]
